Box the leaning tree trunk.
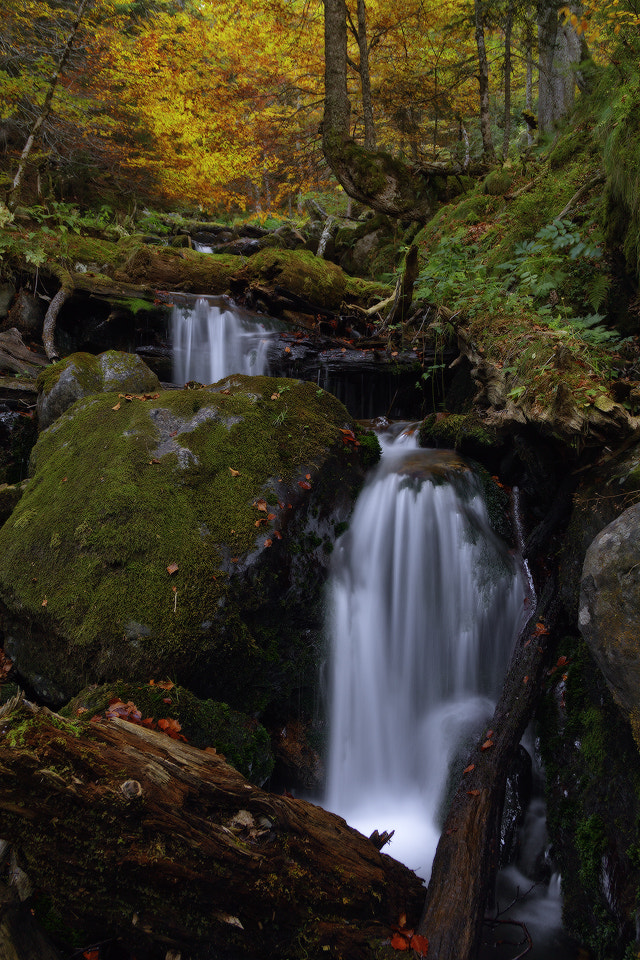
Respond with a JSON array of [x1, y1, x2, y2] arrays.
[[502, 1, 513, 161], [0, 695, 425, 959], [8, 0, 92, 209], [417, 581, 559, 960]]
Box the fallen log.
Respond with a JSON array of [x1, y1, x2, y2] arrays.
[[0, 695, 424, 959], [417, 580, 559, 960]]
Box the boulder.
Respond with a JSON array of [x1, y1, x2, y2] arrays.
[[579, 501, 640, 748], [0, 376, 371, 713], [36, 350, 161, 429]]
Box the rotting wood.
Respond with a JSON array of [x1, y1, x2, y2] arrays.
[[0, 697, 425, 959], [417, 580, 559, 960]]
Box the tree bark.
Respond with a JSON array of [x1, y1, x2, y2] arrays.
[[42, 285, 71, 361], [474, 0, 496, 161], [0, 696, 425, 959], [537, 1, 581, 134], [502, 2, 513, 161], [322, 0, 433, 220], [355, 0, 377, 149], [8, 0, 92, 209], [417, 581, 558, 960]]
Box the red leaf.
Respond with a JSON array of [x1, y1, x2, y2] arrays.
[[390, 933, 410, 951], [167, 562, 179, 575], [298, 480, 311, 490], [264, 538, 272, 547], [481, 739, 494, 750], [467, 789, 481, 797], [273, 530, 282, 540], [410, 933, 429, 956], [463, 764, 475, 774]]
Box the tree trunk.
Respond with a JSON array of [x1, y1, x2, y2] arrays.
[[417, 581, 559, 960], [525, 13, 535, 146], [474, 0, 496, 161], [0, 696, 425, 959], [356, 0, 376, 149], [8, 0, 92, 209], [322, 0, 433, 220], [537, 1, 581, 134], [502, 2, 513, 161]]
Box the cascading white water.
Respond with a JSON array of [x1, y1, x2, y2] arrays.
[[325, 431, 528, 878], [172, 296, 272, 385]]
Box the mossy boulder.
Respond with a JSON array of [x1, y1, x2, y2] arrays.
[[0, 376, 367, 712], [37, 350, 161, 429], [62, 682, 274, 785]]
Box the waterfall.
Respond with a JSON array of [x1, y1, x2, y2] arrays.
[[325, 431, 528, 878], [171, 296, 273, 385]]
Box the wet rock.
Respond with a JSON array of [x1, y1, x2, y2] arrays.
[[579, 501, 640, 748]]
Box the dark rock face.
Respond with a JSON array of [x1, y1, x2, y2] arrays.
[[0, 376, 370, 716], [579, 501, 640, 748]]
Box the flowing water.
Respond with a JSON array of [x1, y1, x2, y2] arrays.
[[171, 295, 275, 385], [324, 426, 570, 954], [325, 428, 528, 875]]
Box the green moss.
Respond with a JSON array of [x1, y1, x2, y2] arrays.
[[418, 412, 495, 451], [483, 168, 513, 196], [0, 376, 365, 712], [61, 682, 274, 784]]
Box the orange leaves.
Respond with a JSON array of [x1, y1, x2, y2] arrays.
[[229, 467, 240, 477], [481, 739, 494, 751], [91, 683, 186, 741], [339, 427, 360, 448], [298, 480, 312, 490], [0, 649, 13, 680], [157, 717, 184, 739], [149, 679, 174, 690], [463, 763, 475, 774], [390, 922, 429, 956], [254, 498, 268, 512], [166, 562, 179, 575], [112, 392, 160, 412], [532, 621, 549, 637]]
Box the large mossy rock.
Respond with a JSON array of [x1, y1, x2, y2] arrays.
[[0, 376, 371, 711], [579, 501, 640, 748], [37, 350, 161, 429]]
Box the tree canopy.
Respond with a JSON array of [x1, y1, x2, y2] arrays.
[[0, 0, 634, 215]]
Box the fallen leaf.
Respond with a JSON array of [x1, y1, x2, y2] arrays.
[[273, 530, 282, 540], [267, 513, 276, 521], [167, 562, 179, 575], [255, 499, 268, 512], [149, 458, 161, 464], [285, 346, 291, 353], [467, 789, 481, 797], [149, 680, 174, 690], [264, 538, 272, 547], [410, 933, 429, 956], [112, 402, 121, 411], [298, 480, 311, 490], [41, 597, 47, 607], [557, 655, 568, 667], [271, 392, 280, 400], [463, 764, 475, 774], [523, 675, 529, 684], [229, 468, 240, 477], [390, 933, 410, 951], [305, 473, 311, 480], [481, 739, 494, 750]]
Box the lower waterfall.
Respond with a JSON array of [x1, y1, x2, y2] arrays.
[[325, 433, 527, 876]]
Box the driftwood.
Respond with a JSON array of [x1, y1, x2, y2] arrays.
[[0, 696, 424, 959], [0, 328, 48, 377], [417, 581, 558, 960]]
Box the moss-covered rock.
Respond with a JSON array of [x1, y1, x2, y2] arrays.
[[0, 376, 367, 713], [36, 350, 161, 429], [62, 682, 274, 785]]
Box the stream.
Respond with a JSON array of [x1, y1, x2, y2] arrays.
[[173, 296, 573, 958]]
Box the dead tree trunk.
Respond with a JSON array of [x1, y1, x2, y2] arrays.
[[417, 581, 559, 960], [0, 696, 425, 959]]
